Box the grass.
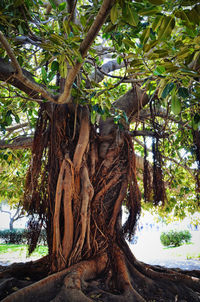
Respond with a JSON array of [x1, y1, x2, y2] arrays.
[[0, 244, 48, 261]]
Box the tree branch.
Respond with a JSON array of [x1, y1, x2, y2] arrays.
[[0, 136, 33, 150], [0, 209, 11, 218], [0, 32, 57, 103], [58, 0, 115, 103], [89, 59, 125, 83], [129, 130, 168, 138], [6, 123, 29, 133]]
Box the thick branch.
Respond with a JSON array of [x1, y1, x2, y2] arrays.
[[114, 86, 149, 120], [0, 57, 58, 103], [58, 0, 115, 103], [90, 59, 125, 83], [129, 130, 168, 138], [0, 136, 33, 149], [0, 32, 56, 103], [6, 123, 29, 133]]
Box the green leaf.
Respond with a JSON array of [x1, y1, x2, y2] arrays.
[[63, 20, 70, 35], [41, 67, 47, 83], [154, 65, 166, 75], [110, 4, 118, 24], [188, 7, 200, 25], [192, 114, 200, 130], [58, 2, 66, 11], [152, 15, 164, 32], [178, 87, 189, 99], [91, 110, 96, 124], [14, 114, 20, 123], [140, 27, 150, 45], [158, 16, 175, 41], [117, 56, 122, 64], [139, 8, 160, 16], [143, 40, 158, 52], [123, 39, 135, 48], [126, 6, 139, 27], [171, 94, 181, 115], [161, 82, 175, 99], [148, 0, 165, 4], [49, 0, 56, 9], [51, 61, 59, 72]]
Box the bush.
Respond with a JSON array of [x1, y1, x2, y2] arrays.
[[0, 229, 26, 244], [0, 228, 47, 245], [160, 230, 192, 247]]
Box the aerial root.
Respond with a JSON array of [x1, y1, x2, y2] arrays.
[[69, 164, 94, 264], [136, 260, 200, 291]]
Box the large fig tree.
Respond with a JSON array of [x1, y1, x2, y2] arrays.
[[0, 0, 200, 301]]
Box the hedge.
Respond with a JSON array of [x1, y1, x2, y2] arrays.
[[0, 228, 47, 245], [160, 230, 192, 247]]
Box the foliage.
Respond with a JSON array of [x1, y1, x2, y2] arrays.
[[160, 230, 192, 247], [0, 228, 47, 245]]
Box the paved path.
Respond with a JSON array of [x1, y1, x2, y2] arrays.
[[145, 259, 200, 270], [0, 259, 199, 270]]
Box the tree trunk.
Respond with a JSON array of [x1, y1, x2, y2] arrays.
[[0, 95, 200, 302], [9, 218, 14, 231]]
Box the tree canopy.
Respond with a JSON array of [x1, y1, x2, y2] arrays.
[[0, 1, 200, 302], [0, 0, 199, 219]]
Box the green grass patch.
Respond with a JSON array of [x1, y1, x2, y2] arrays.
[[0, 244, 48, 258]]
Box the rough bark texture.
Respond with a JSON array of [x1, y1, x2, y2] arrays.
[[0, 87, 200, 302]]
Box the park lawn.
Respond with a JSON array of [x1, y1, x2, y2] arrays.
[[0, 244, 48, 260]]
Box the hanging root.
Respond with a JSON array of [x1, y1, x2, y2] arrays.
[[52, 155, 74, 271], [69, 164, 94, 263]]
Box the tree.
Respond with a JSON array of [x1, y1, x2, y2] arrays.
[[0, 0, 200, 301], [0, 202, 23, 230]]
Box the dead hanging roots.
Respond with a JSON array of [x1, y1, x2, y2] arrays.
[[149, 100, 166, 206], [24, 104, 50, 253], [193, 129, 200, 204], [152, 137, 166, 206], [143, 136, 152, 203], [122, 134, 141, 240]]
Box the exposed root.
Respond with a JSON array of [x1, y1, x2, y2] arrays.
[[0, 256, 49, 280], [113, 245, 146, 302], [1, 246, 200, 302], [51, 254, 107, 302]]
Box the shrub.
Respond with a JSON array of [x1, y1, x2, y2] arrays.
[[0, 229, 26, 244], [160, 230, 192, 247], [0, 228, 47, 245]]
